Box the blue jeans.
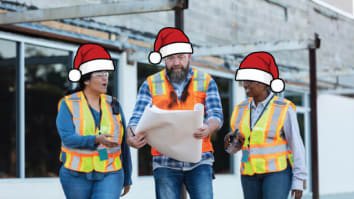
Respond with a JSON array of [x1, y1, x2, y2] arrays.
[[59, 166, 124, 199], [153, 164, 213, 199], [241, 165, 292, 199]]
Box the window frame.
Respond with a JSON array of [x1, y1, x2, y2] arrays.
[[0, 30, 120, 179]]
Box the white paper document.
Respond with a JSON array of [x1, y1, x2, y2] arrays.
[[135, 104, 204, 163]]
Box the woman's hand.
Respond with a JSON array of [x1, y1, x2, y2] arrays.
[[224, 131, 235, 149], [291, 189, 303, 199], [95, 134, 120, 148], [121, 185, 131, 197]]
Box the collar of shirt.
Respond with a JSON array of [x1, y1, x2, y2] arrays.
[[250, 92, 274, 109]]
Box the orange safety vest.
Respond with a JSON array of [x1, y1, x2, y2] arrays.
[[230, 95, 295, 175], [57, 91, 124, 173], [147, 68, 214, 156]]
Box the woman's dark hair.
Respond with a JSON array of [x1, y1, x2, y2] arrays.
[[65, 73, 92, 95]]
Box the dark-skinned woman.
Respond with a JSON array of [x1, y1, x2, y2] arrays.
[[56, 44, 132, 199], [224, 52, 307, 199]]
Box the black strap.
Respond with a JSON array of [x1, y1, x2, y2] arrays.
[[111, 98, 126, 130]]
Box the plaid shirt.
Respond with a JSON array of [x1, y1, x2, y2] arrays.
[[128, 68, 223, 170]]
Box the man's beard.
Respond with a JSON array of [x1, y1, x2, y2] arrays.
[[166, 63, 189, 84]]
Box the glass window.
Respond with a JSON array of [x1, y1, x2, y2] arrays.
[[137, 63, 163, 176], [297, 113, 305, 144], [24, 44, 71, 177], [0, 39, 17, 178], [285, 90, 303, 106], [211, 76, 232, 174]]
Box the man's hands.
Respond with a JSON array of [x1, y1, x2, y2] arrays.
[[291, 190, 303, 199], [126, 126, 147, 149], [193, 124, 211, 139], [193, 118, 220, 139], [95, 134, 120, 148]]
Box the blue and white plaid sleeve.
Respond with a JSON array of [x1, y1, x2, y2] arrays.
[[127, 80, 152, 127], [205, 78, 224, 127]]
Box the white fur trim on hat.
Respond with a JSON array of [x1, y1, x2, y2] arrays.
[[270, 79, 285, 93], [160, 42, 193, 59], [235, 68, 273, 85], [80, 59, 114, 75], [149, 51, 162, 64], [68, 69, 81, 82]]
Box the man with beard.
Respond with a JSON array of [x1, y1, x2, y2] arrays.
[[127, 27, 223, 199]]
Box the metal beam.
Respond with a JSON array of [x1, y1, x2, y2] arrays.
[[0, 0, 184, 25], [194, 39, 315, 56], [320, 88, 354, 95]]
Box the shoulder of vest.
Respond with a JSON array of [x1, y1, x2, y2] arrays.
[[273, 97, 294, 107], [65, 92, 81, 101], [192, 68, 211, 78], [104, 94, 113, 104], [237, 98, 251, 107], [148, 70, 165, 80]]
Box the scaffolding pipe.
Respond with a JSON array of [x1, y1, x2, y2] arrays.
[[309, 33, 320, 199]]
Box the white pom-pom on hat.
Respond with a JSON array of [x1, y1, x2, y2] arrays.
[[68, 69, 81, 82], [270, 78, 285, 93], [149, 51, 162, 64]]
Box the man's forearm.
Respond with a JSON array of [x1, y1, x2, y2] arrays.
[[206, 118, 221, 134]]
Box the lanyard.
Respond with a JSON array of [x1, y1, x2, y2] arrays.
[[249, 95, 274, 131]]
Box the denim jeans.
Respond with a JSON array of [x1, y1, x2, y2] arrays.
[[241, 165, 292, 199], [153, 164, 213, 199], [59, 166, 124, 199]]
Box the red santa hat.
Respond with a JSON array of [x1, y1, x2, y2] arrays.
[[68, 44, 115, 82], [235, 52, 285, 93], [149, 27, 193, 64]]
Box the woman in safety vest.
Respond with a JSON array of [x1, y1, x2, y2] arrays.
[[56, 44, 132, 199], [224, 52, 307, 199]]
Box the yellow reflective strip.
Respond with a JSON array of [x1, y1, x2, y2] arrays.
[[160, 72, 166, 95], [275, 103, 288, 142], [151, 75, 156, 96], [114, 156, 122, 170], [93, 155, 106, 172], [81, 156, 93, 172], [277, 155, 287, 170], [64, 153, 72, 168], [203, 73, 207, 91], [230, 107, 238, 132], [243, 161, 254, 175], [81, 95, 96, 136], [252, 158, 266, 173], [118, 114, 124, 144], [193, 72, 198, 91]]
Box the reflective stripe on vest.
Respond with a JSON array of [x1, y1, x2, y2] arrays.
[[59, 91, 124, 173], [147, 68, 213, 156], [151, 71, 167, 96], [230, 96, 294, 175], [193, 70, 208, 92]]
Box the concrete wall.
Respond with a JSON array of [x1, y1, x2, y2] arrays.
[[14, 0, 354, 85]]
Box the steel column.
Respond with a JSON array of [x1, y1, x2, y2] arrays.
[[309, 33, 320, 199], [16, 41, 25, 178]]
